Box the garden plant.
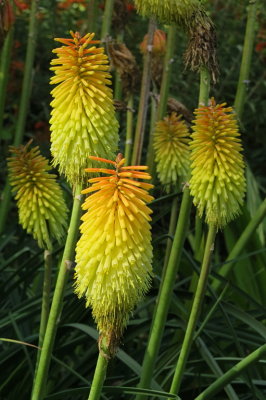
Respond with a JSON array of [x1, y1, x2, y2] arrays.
[[0, 0, 266, 400]]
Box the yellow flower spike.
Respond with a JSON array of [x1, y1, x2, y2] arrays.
[[75, 154, 154, 356], [153, 112, 190, 193], [134, 0, 200, 26], [8, 141, 68, 250], [50, 31, 119, 185], [189, 98, 246, 227]]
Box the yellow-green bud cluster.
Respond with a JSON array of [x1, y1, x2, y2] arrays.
[[8, 142, 68, 250], [50, 32, 119, 186], [153, 113, 190, 193], [134, 0, 200, 26], [189, 99, 246, 227]]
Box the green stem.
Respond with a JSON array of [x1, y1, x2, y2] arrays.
[[211, 197, 266, 292], [124, 94, 134, 164], [169, 224, 217, 396], [100, 0, 115, 41], [33, 250, 53, 383], [131, 18, 156, 166], [88, 353, 108, 400], [146, 92, 157, 174], [157, 24, 177, 120], [31, 185, 82, 400], [38, 250, 52, 349], [135, 188, 192, 400], [14, 0, 38, 146], [0, 0, 39, 235], [162, 195, 179, 275], [146, 24, 176, 174], [87, 0, 98, 34], [234, 0, 258, 119], [0, 27, 14, 140], [198, 67, 210, 106], [194, 343, 266, 400]]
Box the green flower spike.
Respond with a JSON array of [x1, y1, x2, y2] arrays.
[[8, 142, 68, 250], [189, 98, 246, 227]]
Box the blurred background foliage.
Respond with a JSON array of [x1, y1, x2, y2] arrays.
[[0, 0, 266, 399]]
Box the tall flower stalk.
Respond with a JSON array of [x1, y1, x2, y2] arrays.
[[32, 29, 119, 399], [7, 142, 68, 366], [169, 99, 246, 395], [135, 67, 211, 400], [31, 184, 82, 400]]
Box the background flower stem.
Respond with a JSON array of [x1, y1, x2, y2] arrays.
[[131, 18, 156, 165], [31, 185, 82, 400], [0, 26, 14, 141], [125, 93, 134, 164], [0, 0, 38, 235], [100, 0, 115, 41], [169, 223, 217, 396], [234, 0, 258, 119], [87, 353, 108, 400]]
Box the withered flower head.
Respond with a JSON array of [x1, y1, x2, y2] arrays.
[[108, 41, 140, 96], [184, 9, 219, 82]]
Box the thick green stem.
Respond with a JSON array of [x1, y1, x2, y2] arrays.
[[198, 67, 210, 106], [169, 224, 217, 396], [100, 0, 115, 41], [131, 18, 156, 166], [124, 94, 134, 165], [0, 0, 38, 235], [0, 27, 14, 140], [194, 343, 266, 400], [88, 353, 108, 400], [234, 0, 258, 119], [38, 250, 52, 349], [135, 188, 192, 400], [146, 24, 176, 174], [31, 185, 82, 400], [211, 197, 266, 292]]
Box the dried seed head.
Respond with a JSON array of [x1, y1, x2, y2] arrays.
[[75, 155, 154, 356], [189, 99, 246, 227], [108, 41, 140, 96], [8, 142, 68, 250], [184, 9, 219, 82], [153, 113, 190, 192], [50, 31, 119, 185]]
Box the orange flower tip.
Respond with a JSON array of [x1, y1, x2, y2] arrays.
[[88, 156, 116, 165]]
